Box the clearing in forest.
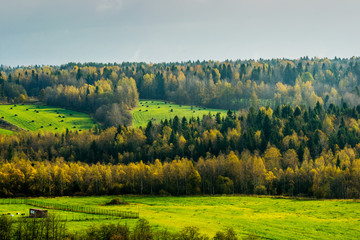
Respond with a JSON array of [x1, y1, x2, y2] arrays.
[[132, 100, 228, 127], [0, 104, 96, 133]]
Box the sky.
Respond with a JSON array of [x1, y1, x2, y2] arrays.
[[0, 0, 359, 66]]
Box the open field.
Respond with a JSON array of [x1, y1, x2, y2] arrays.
[[0, 128, 13, 135], [132, 100, 228, 127], [1, 196, 359, 239], [0, 104, 96, 133]]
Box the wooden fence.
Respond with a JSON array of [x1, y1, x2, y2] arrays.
[[0, 198, 139, 219]]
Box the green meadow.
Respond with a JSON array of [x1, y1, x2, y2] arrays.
[[0, 128, 13, 135], [0, 104, 96, 133], [132, 100, 228, 127], [1, 196, 359, 239]]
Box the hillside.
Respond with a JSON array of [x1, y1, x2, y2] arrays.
[[132, 100, 228, 127], [0, 104, 96, 133]]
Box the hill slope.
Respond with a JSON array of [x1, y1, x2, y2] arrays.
[[0, 104, 96, 132], [132, 100, 228, 127]]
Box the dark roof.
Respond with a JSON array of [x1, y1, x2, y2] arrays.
[[30, 209, 47, 212]]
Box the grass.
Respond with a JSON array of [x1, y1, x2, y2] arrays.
[[0, 128, 13, 135], [1, 196, 359, 239], [132, 100, 228, 127], [0, 104, 96, 132]]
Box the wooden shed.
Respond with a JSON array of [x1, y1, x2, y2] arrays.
[[29, 209, 48, 218]]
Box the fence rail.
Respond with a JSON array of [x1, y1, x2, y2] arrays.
[[0, 198, 139, 219], [0, 198, 25, 204]]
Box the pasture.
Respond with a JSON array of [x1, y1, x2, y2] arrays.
[[0, 104, 96, 133], [0, 128, 13, 135], [132, 100, 228, 127], [1, 196, 359, 239]]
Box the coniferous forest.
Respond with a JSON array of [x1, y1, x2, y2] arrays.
[[1, 58, 360, 198], [2, 57, 360, 127]]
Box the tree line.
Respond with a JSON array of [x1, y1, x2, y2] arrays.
[[0, 216, 245, 240], [1, 57, 360, 126], [1, 104, 360, 198]]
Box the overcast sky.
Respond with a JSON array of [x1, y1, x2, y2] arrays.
[[1, 0, 359, 66]]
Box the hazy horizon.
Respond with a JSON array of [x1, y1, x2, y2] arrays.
[[1, 0, 359, 66]]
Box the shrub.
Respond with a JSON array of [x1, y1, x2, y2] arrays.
[[176, 226, 209, 240], [254, 185, 267, 195], [213, 227, 237, 240], [131, 219, 153, 240], [85, 223, 130, 240], [105, 198, 128, 205], [0, 215, 13, 240]]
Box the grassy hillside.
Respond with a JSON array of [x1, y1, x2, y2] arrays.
[[0, 104, 96, 132], [1, 196, 359, 239], [132, 100, 228, 127], [0, 129, 13, 135]]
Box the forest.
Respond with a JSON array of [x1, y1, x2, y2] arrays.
[[1, 57, 360, 127], [1, 58, 360, 198], [1, 104, 360, 198]]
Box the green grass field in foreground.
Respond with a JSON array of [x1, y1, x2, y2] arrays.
[[132, 100, 228, 127], [0, 104, 96, 132], [1, 196, 359, 239]]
